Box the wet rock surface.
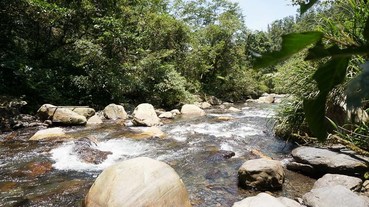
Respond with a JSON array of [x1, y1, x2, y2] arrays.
[[73, 137, 112, 164], [207, 150, 236, 162]]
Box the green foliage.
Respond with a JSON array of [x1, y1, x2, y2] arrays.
[[1, 0, 264, 110], [257, 0, 369, 141]]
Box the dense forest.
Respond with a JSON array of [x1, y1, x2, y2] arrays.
[[1, 0, 369, 150]]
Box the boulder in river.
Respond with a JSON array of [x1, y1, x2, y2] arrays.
[[103, 104, 128, 120], [207, 150, 235, 162], [84, 157, 192, 207], [158, 112, 174, 119], [291, 146, 368, 176], [69, 107, 95, 118], [255, 94, 275, 104], [29, 127, 70, 141], [128, 126, 166, 139], [37, 104, 87, 125], [303, 185, 369, 207], [86, 114, 103, 125], [238, 158, 285, 190], [132, 103, 161, 126], [232, 193, 303, 207], [228, 107, 241, 112], [73, 137, 112, 164], [313, 173, 362, 191], [181, 104, 206, 117]]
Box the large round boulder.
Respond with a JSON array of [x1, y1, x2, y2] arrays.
[[37, 104, 87, 125], [238, 158, 285, 190], [84, 157, 192, 207], [181, 104, 206, 117], [103, 104, 128, 120], [132, 103, 161, 126]]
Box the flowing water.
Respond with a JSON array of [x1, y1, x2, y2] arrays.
[[0, 103, 315, 207]]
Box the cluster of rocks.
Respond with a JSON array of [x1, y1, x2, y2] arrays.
[[246, 93, 287, 104], [232, 146, 369, 207]]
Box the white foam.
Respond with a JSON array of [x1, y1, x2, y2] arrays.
[[50, 139, 150, 171], [240, 108, 275, 118]]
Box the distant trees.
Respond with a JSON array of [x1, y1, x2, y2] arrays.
[[0, 0, 266, 110]]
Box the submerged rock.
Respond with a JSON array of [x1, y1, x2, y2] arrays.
[[303, 185, 369, 207], [73, 137, 112, 164], [132, 103, 161, 126], [291, 147, 368, 176], [238, 158, 285, 190], [207, 150, 235, 162], [84, 157, 192, 207]]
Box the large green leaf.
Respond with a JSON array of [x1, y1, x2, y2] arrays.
[[306, 45, 368, 60], [254, 32, 323, 69], [347, 61, 369, 109], [300, 0, 320, 15], [364, 16, 369, 42], [313, 57, 349, 93], [303, 57, 349, 141], [303, 93, 327, 141]]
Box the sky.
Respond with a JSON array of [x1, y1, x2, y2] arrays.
[[230, 0, 299, 31]]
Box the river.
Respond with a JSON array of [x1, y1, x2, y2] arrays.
[[0, 103, 315, 207]]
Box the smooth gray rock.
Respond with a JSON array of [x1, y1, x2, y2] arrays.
[[291, 147, 368, 175], [238, 158, 285, 190], [313, 174, 362, 191], [303, 185, 369, 207]]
